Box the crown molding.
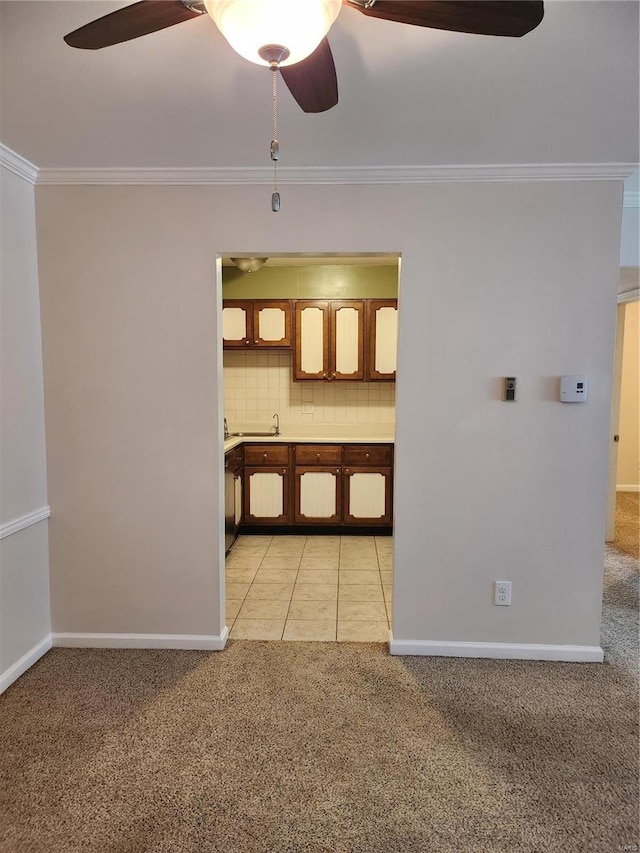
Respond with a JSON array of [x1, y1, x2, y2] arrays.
[[35, 162, 637, 187], [0, 144, 38, 185]]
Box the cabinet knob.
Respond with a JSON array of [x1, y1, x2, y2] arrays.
[[336, 468, 341, 474], [244, 339, 250, 345], [365, 453, 370, 459], [322, 373, 327, 379], [282, 468, 287, 474], [316, 452, 320, 459], [254, 340, 259, 344], [345, 468, 350, 474], [263, 452, 268, 459]]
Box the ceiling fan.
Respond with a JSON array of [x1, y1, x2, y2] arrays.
[[64, 1, 545, 114]]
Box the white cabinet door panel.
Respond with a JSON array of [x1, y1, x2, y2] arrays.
[[249, 472, 283, 518], [234, 476, 243, 526], [334, 306, 360, 376], [299, 471, 337, 519], [300, 307, 325, 375], [348, 472, 386, 519], [223, 306, 248, 342], [374, 306, 398, 375], [256, 307, 286, 343]]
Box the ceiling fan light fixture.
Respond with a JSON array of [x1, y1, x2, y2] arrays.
[[204, 0, 342, 67], [230, 257, 269, 274]]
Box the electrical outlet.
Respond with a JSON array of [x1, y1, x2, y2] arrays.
[[494, 581, 512, 606], [302, 403, 314, 414]]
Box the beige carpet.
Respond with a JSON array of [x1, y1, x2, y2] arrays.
[[615, 491, 640, 559], [1, 550, 638, 853]]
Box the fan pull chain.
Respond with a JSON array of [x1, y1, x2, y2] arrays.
[[270, 63, 280, 213]]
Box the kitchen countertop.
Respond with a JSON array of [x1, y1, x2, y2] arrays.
[[224, 430, 395, 453]]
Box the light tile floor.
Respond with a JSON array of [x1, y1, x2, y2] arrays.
[[226, 534, 393, 642]]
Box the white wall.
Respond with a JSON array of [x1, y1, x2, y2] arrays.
[[35, 180, 623, 655], [0, 164, 51, 690]]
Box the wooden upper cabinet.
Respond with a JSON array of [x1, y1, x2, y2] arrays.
[[294, 300, 365, 381], [366, 300, 398, 381], [222, 300, 292, 349], [294, 301, 330, 380], [222, 300, 251, 348], [253, 301, 292, 347]]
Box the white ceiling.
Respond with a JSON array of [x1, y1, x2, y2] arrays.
[[0, 1, 638, 170]]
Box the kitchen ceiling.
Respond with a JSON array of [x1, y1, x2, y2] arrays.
[[0, 1, 638, 170]]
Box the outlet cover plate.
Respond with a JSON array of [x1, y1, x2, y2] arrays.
[[494, 580, 512, 606]]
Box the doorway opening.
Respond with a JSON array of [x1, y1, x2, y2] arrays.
[[220, 254, 400, 642], [607, 297, 639, 558]]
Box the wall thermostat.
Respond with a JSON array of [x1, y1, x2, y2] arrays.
[[560, 375, 588, 403]]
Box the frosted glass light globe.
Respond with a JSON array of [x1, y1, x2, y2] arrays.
[[204, 0, 342, 67]]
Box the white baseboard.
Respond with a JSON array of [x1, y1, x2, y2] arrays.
[[53, 627, 229, 651], [388, 634, 604, 662], [616, 485, 640, 493], [0, 634, 53, 694]]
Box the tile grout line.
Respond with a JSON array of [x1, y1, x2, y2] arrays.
[[281, 539, 305, 640]]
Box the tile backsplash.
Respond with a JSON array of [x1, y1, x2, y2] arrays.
[[224, 351, 395, 428]]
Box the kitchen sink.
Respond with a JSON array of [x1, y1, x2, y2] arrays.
[[229, 431, 278, 437]]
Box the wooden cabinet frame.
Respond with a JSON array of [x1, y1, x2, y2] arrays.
[[342, 466, 393, 526], [233, 442, 393, 532], [294, 300, 330, 380], [243, 466, 292, 525], [366, 300, 398, 381], [294, 300, 366, 381], [294, 466, 343, 525], [222, 300, 292, 349]]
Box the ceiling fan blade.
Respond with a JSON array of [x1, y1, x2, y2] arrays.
[[344, 1, 544, 37], [280, 39, 339, 113], [64, 1, 203, 50]]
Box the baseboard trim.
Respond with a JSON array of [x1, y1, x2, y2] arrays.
[[388, 634, 604, 662], [616, 484, 640, 493], [53, 628, 229, 651], [0, 634, 53, 694]]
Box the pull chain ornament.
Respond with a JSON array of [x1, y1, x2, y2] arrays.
[[258, 45, 289, 212], [270, 61, 280, 212]]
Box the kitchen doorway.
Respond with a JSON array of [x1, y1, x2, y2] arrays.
[[220, 254, 400, 641]]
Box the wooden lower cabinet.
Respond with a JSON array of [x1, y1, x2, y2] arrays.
[[244, 467, 291, 525], [239, 442, 392, 530], [343, 466, 393, 525], [294, 466, 342, 524]]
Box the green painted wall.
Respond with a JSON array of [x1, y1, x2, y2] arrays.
[[222, 264, 398, 299]]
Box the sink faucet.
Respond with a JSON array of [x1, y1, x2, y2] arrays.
[[272, 413, 280, 436], [224, 417, 229, 439]]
